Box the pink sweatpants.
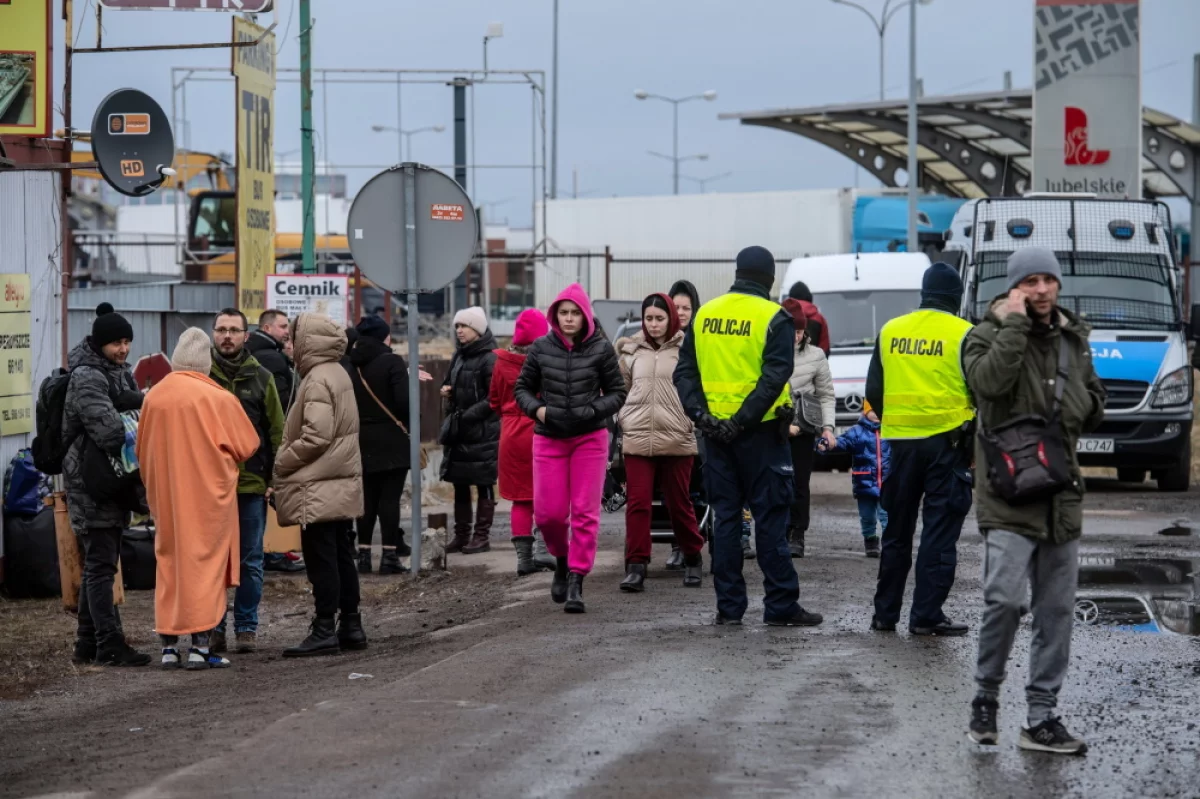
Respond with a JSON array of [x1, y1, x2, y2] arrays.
[[511, 500, 533, 539], [533, 428, 609, 575]]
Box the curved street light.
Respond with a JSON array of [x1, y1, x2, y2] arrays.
[[634, 89, 718, 194], [370, 124, 446, 161], [830, 0, 933, 101]]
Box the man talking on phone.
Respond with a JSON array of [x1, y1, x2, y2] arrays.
[[961, 246, 1104, 754]]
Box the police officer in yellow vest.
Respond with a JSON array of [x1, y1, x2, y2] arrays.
[[865, 262, 975, 636], [674, 246, 824, 627]]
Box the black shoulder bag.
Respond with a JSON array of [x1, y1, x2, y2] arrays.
[[978, 339, 1072, 506]]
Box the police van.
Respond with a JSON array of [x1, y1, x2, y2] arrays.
[[947, 196, 1192, 491], [780, 252, 932, 468]]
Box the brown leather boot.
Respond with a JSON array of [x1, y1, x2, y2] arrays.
[[462, 492, 496, 554]]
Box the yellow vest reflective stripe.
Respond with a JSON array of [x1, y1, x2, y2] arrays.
[[693, 292, 790, 422], [879, 309, 975, 439]]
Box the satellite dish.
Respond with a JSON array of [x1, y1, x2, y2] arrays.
[[90, 88, 175, 198]]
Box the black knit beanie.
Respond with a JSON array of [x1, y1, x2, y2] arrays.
[[92, 303, 133, 348], [734, 245, 777, 290]]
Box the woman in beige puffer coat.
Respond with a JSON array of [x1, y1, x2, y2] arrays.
[[615, 293, 705, 593], [274, 313, 366, 658]]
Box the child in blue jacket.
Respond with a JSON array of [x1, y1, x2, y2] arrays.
[[819, 403, 890, 558]]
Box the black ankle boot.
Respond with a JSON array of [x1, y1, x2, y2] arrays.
[[283, 617, 339, 658], [336, 612, 368, 651], [620, 563, 646, 593], [379, 550, 409, 575], [564, 573, 586, 614], [95, 639, 151, 667], [356, 548, 373, 574], [551, 556, 569, 604], [72, 639, 97, 665], [664, 545, 684, 571], [683, 553, 704, 588]]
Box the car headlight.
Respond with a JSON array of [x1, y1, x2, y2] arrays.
[[1151, 366, 1192, 408]]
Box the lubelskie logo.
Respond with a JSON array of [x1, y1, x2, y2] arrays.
[[1064, 106, 1110, 166]]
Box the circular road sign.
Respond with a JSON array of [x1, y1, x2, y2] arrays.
[[91, 88, 175, 198], [347, 164, 479, 294]]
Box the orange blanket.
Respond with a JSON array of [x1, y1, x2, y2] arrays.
[[137, 370, 260, 636]]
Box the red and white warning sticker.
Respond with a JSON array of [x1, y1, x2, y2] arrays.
[[431, 203, 465, 221]]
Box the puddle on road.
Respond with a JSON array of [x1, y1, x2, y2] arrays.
[[1076, 556, 1199, 635]]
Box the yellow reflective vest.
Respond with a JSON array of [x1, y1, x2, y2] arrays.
[[692, 292, 790, 422], [879, 309, 975, 439]]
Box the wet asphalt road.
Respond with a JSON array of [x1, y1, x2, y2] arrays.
[[7, 474, 1200, 798]]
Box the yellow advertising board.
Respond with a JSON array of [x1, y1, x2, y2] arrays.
[[0, 0, 52, 137], [0, 274, 32, 436], [232, 17, 276, 320]]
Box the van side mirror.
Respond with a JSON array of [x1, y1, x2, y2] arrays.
[[1190, 304, 1200, 340]]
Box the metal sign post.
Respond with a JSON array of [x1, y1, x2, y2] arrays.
[[402, 165, 422, 573], [347, 163, 479, 575]]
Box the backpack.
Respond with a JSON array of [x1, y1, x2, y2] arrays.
[[3, 450, 46, 516], [31, 368, 76, 476]]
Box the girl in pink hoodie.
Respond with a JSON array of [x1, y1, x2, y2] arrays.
[[513, 284, 627, 614]]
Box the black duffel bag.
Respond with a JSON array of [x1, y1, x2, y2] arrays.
[[978, 340, 1072, 506], [120, 526, 156, 591], [2, 508, 61, 598]]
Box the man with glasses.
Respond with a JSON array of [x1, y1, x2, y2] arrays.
[[208, 308, 286, 655]]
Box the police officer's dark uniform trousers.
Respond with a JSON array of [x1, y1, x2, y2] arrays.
[[674, 246, 822, 626], [865, 263, 975, 635]]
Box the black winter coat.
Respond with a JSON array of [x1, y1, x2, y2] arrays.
[[514, 330, 626, 439], [246, 329, 296, 412], [441, 332, 500, 485], [348, 336, 411, 474]]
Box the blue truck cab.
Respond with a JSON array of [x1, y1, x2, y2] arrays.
[[946, 196, 1192, 491]]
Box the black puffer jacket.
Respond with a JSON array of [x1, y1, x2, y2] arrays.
[[514, 284, 627, 439], [440, 331, 499, 485], [246, 329, 295, 412], [349, 336, 411, 474]]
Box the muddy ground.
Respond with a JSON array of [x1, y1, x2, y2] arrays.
[[1, 474, 1198, 798]]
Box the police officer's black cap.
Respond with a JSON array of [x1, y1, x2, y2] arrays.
[[735, 246, 777, 285]]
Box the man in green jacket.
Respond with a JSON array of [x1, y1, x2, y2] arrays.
[[208, 308, 286, 654], [962, 247, 1105, 756]]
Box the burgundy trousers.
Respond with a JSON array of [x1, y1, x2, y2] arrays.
[[623, 454, 704, 564]]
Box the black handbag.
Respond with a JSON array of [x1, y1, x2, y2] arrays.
[[978, 339, 1072, 506]]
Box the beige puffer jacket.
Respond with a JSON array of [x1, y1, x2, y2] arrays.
[[616, 331, 697, 457], [789, 342, 836, 429], [274, 313, 364, 526]]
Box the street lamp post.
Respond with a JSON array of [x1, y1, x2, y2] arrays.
[[682, 171, 733, 194], [830, 0, 932, 101], [634, 89, 717, 195], [371, 124, 446, 162]]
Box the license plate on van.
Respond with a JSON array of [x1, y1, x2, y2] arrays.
[[1076, 438, 1114, 454]]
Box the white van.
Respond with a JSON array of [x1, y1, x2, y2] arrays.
[[779, 252, 932, 465]]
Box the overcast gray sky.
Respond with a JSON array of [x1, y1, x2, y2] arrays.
[[59, 0, 1198, 226]]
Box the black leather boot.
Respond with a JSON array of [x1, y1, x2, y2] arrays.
[[564, 573, 586, 614], [448, 492, 473, 553], [72, 638, 97, 665], [788, 527, 805, 559], [620, 563, 646, 593], [336, 612, 368, 651], [683, 553, 704, 588], [513, 537, 537, 576], [283, 617, 339, 658], [379, 549, 409, 575], [664, 544, 684, 571], [551, 556, 569, 604], [356, 547, 373, 574]]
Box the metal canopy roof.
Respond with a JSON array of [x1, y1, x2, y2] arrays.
[[720, 89, 1199, 203]]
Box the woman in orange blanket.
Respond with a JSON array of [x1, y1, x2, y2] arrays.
[[137, 328, 260, 670]]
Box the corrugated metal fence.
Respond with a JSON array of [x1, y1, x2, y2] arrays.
[[0, 171, 65, 567]]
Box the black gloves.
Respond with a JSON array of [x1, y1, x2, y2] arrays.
[[697, 413, 741, 444], [114, 389, 144, 412]]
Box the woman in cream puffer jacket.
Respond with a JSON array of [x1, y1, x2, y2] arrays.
[[614, 294, 704, 592]]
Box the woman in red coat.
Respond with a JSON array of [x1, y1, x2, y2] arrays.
[[490, 308, 555, 576]]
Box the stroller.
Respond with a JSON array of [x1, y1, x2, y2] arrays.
[[603, 429, 715, 549]]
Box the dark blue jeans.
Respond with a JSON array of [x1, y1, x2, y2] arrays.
[[873, 432, 973, 628], [704, 423, 801, 622], [217, 494, 267, 634]]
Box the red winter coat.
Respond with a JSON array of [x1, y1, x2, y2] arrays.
[[489, 349, 535, 501]]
